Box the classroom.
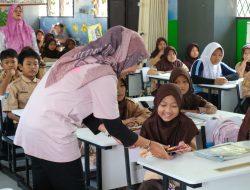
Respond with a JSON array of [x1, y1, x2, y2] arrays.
[[1, 0, 250, 190]]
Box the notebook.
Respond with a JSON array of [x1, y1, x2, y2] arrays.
[[194, 143, 250, 162]]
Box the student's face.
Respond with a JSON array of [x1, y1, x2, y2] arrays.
[[243, 48, 250, 61], [1, 57, 18, 71], [117, 80, 126, 102], [190, 46, 199, 59], [120, 64, 138, 78], [167, 50, 177, 63], [37, 32, 44, 41], [12, 6, 23, 20], [210, 48, 223, 65], [68, 41, 76, 50], [19, 57, 39, 79], [157, 95, 179, 122], [158, 41, 167, 51], [54, 25, 63, 34], [174, 75, 189, 95], [48, 41, 57, 51]]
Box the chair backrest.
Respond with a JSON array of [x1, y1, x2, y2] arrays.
[[141, 67, 150, 83], [127, 72, 143, 97]]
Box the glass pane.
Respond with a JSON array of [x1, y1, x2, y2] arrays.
[[237, 0, 250, 17], [48, 0, 60, 16], [60, 0, 73, 16]]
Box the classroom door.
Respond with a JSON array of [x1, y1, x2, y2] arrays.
[[108, 0, 139, 32]]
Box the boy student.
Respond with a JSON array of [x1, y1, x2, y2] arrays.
[[0, 48, 21, 95], [3, 47, 40, 123]]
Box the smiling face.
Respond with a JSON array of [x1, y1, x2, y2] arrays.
[[210, 48, 223, 65], [157, 95, 179, 122], [12, 6, 23, 20]]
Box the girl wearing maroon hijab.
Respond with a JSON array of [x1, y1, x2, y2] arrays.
[[169, 67, 217, 114], [155, 46, 188, 72], [238, 107, 250, 141], [139, 83, 198, 190], [183, 43, 199, 70]]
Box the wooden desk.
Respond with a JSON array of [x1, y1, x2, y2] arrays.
[[137, 141, 250, 190], [76, 128, 144, 190]]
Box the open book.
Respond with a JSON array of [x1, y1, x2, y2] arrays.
[[194, 143, 250, 162]]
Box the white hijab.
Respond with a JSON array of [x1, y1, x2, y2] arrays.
[[200, 42, 224, 79]]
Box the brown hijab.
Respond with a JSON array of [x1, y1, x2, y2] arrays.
[[238, 107, 250, 141], [155, 46, 184, 72], [140, 83, 198, 146], [118, 78, 128, 120], [169, 67, 207, 110]]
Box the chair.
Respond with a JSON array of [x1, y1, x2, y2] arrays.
[[234, 82, 248, 114], [126, 72, 144, 97]]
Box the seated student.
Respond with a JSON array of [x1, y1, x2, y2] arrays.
[[35, 29, 45, 54], [170, 67, 217, 114], [238, 107, 250, 141], [235, 44, 250, 78], [155, 46, 188, 72], [183, 43, 200, 70], [0, 49, 21, 95], [149, 37, 168, 66], [3, 47, 40, 123], [118, 78, 151, 128], [59, 38, 76, 57], [191, 42, 239, 85], [139, 83, 198, 190], [41, 38, 60, 63], [190, 42, 239, 106], [51, 22, 69, 46]]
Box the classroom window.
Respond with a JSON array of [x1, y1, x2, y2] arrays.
[[46, 0, 74, 17], [237, 0, 250, 17]]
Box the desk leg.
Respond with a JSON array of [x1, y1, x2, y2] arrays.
[[208, 88, 211, 102], [218, 90, 221, 110], [84, 142, 90, 189], [12, 144, 16, 173], [163, 175, 169, 190], [96, 148, 102, 190], [124, 148, 133, 190], [180, 182, 187, 190]]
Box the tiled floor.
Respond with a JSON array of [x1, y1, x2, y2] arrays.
[[0, 171, 22, 190]]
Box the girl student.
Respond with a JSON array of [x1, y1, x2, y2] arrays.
[[149, 37, 168, 66], [139, 83, 198, 190], [155, 46, 188, 72], [169, 67, 217, 114], [117, 78, 151, 128]]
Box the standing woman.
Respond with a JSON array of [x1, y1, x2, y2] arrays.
[[0, 4, 39, 54], [14, 26, 170, 190]]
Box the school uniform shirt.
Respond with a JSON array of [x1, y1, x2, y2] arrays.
[[191, 59, 238, 84], [119, 97, 151, 126], [3, 75, 39, 111], [0, 70, 21, 84], [14, 64, 120, 163]]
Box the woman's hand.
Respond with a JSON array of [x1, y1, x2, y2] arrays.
[[214, 77, 228, 85], [150, 141, 173, 159]]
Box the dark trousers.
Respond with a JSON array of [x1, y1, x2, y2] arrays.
[[31, 156, 85, 190]]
